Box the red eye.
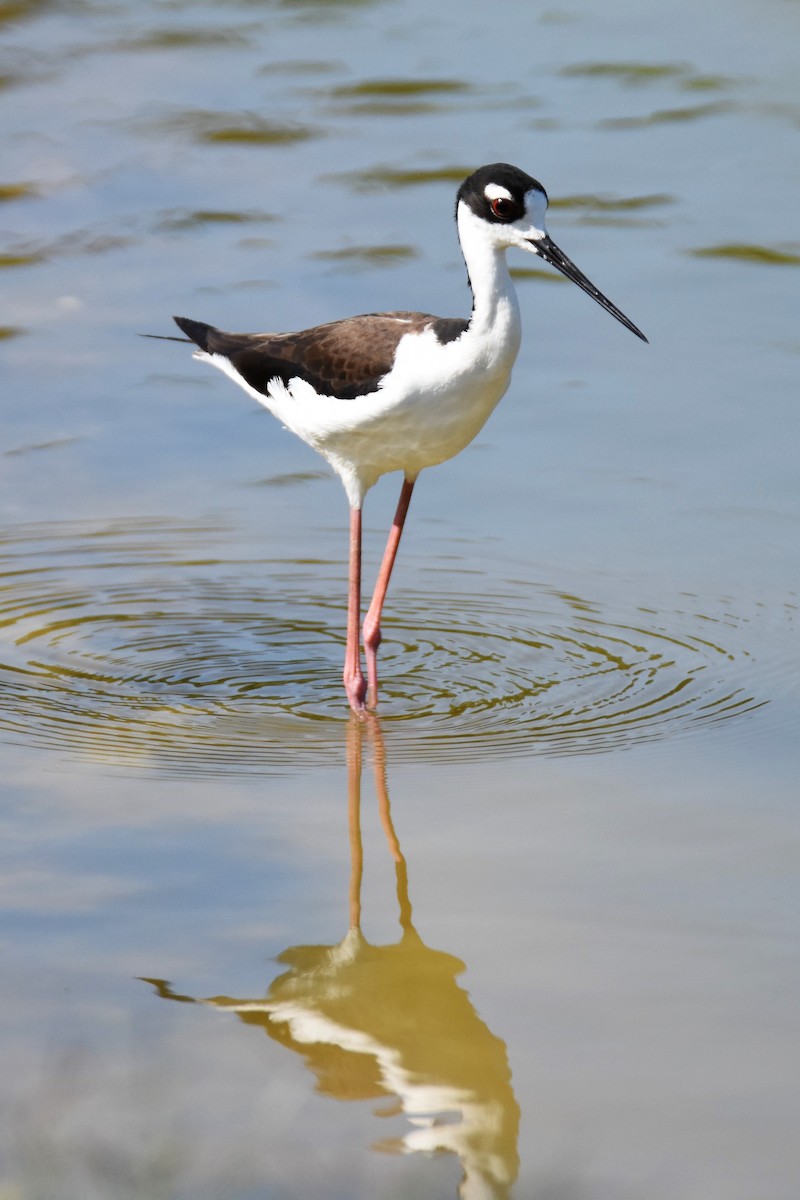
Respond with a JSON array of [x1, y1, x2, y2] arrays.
[[490, 196, 515, 220]]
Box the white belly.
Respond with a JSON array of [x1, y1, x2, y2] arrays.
[[319, 366, 513, 485]]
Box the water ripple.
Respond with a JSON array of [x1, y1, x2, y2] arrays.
[[0, 520, 779, 776]]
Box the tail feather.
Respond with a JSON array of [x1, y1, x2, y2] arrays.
[[140, 333, 192, 342]]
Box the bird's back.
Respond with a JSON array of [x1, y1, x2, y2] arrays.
[[173, 312, 468, 402]]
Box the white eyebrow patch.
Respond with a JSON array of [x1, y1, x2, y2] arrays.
[[483, 183, 514, 203]]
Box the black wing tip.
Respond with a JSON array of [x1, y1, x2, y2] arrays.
[[172, 315, 213, 350], [139, 315, 216, 346]]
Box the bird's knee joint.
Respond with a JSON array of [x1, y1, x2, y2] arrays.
[[362, 618, 382, 652]]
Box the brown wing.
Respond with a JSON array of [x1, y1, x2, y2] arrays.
[[173, 312, 467, 401]]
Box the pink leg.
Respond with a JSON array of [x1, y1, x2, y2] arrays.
[[362, 477, 415, 709], [343, 506, 367, 712]]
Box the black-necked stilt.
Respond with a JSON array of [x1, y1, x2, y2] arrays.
[[157, 163, 647, 713]]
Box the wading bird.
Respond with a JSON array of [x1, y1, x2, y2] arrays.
[[159, 163, 646, 712]]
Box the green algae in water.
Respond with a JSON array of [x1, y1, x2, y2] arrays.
[[690, 243, 800, 266]]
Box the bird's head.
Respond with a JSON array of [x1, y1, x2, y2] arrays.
[[456, 163, 648, 342]]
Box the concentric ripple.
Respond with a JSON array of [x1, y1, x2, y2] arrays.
[[0, 518, 778, 775]]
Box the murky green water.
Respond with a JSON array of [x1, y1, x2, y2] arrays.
[[2, 0, 799, 1196]]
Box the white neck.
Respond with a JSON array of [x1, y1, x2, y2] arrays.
[[456, 201, 522, 356]]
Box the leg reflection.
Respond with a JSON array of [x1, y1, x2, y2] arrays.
[[143, 715, 520, 1199]]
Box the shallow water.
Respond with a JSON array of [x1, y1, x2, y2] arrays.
[[0, 516, 780, 772], [2, 0, 799, 1197]]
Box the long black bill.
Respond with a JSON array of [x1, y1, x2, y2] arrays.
[[532, 234, 648, 343]]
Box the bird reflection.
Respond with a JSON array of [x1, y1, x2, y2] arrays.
[[144, 716, 520, 1199]]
